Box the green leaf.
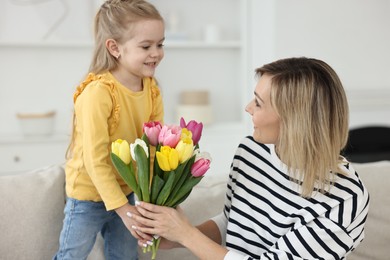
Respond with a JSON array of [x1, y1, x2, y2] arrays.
[[154, 144, 163, 178], [162, 171, 170, 182], [135, 145, 150, 202], [167, 176, 203, 207], [141, 133, 150, 146], [167, 155, 196, 204], [171, 190, 192, 208], [111, 153, 141, 199], [172, 159, 189, 187], [150, 175, 165, 204], [156, 170, 176, 205]]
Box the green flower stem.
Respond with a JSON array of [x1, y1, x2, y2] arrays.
[[151, 237, 161, 260]]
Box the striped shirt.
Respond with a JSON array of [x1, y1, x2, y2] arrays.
[[212, 136, 370, 260]]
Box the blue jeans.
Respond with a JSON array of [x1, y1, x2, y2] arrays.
[[53, 193, 138, 260]]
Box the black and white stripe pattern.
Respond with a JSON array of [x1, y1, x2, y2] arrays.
[[215, 136, 369, 260]]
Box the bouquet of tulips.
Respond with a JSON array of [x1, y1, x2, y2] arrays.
[[111, 118, 211, 259]]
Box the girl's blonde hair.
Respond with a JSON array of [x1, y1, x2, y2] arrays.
[[256, 57, 349, 197], [90, 0, 163, 74]]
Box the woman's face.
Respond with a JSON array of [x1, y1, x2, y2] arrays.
[[245, 74, 280, 144]]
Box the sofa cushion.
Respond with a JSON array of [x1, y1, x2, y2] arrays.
[[0, 164, 66, 260], [348, 160, 390, 260]]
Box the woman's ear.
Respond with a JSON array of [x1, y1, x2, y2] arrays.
[[106, 39, 120, 59]]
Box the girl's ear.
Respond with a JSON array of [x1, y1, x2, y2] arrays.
[[106, 39, 120, 59]]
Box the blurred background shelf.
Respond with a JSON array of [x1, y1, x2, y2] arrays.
[[1, 0, 389, 176]]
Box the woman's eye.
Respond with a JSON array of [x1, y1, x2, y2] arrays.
[[142, 46, 150, 50], [255, 99, 261, 107], [158, 43, 164, 48]]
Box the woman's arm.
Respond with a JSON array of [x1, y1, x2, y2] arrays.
[[196, 219, 223, 245], [132, 202, 229, 260]]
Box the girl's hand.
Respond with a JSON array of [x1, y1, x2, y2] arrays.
[[115, 203, 154, 242], [129, 202, 195, 246]]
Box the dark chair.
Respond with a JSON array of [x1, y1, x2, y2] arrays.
[[342, 126, 390, 163]]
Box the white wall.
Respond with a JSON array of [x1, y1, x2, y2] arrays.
[[247, 0, 390, 128], [1, 0, 390, 132], [0, 0, 100, 135], [1, 0, 390, 177], [0, 45, 91, 135]]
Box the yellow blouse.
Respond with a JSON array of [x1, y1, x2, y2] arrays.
[[65, 72, 164, 210]]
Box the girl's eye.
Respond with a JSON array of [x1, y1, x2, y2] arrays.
[[142, 46, 151, 50], [255, 99, 261, 107], [158, 43, 164, 48]]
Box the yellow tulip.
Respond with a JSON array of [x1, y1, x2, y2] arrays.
[[156, 146, 179, 171], [180, 128, 192, 141], [175, 138, 194, 163], [111, 139, 131, 164]]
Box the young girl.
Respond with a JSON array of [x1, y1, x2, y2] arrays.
[[54, 0, 165, 259]]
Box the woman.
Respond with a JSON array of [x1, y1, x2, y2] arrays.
[[130, 57, 370, 259]]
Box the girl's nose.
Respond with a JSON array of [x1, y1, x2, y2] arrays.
[[150, 51, 157, 58], [151, 47, 162, 58]]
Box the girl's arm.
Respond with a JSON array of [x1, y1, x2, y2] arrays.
[[131, 202, 229, 260]]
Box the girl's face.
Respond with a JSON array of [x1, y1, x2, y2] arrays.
[[245, 74, 280, 144], [118, 19, 165, 79]]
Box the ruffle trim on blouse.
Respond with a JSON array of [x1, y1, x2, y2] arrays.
[[149, 77, 160, 100], [73, 73, 120, 135], [149, 77, 160, 118]]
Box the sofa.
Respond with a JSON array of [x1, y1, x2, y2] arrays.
[[0, 161, 389, 260]]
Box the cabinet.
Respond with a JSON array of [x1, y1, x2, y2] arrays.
[[0, 135, 69, 175]]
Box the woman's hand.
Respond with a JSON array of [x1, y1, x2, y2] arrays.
[[154, 237, 180, 250], [129, 202, 195, 246], [131, 202, 229, 259], [115, 203, 154, 242]]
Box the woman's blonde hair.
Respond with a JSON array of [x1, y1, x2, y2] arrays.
[[256, 57, 349, 197], [90, 0, 163, 74]]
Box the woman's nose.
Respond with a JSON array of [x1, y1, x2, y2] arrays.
[[245, 101, 253, 114]]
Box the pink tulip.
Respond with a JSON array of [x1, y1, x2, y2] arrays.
[[180, 117, 203, 145], [158, 125, 181, 147], [143, 121, 162, 146], [190, 158, 210, 177]]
